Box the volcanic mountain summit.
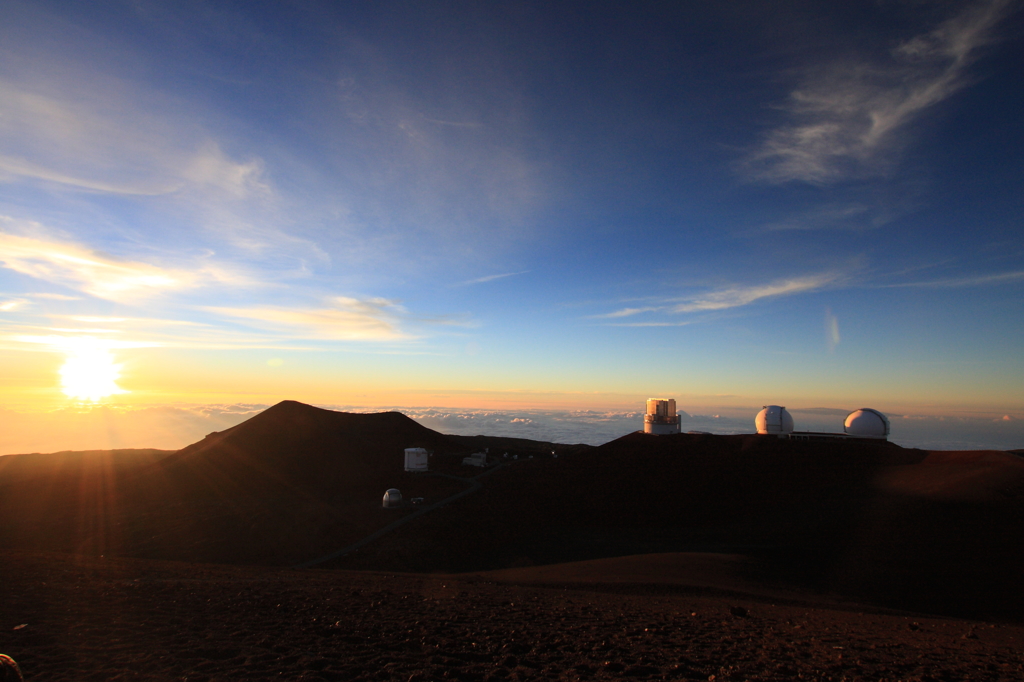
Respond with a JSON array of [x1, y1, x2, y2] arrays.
[[154, 400, 452, 494]]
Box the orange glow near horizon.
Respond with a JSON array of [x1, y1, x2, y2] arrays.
[[0, 341, 1018, 420]]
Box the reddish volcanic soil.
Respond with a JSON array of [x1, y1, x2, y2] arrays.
[[2, 401, 1024, 680], [4, 550, 1024, 681]]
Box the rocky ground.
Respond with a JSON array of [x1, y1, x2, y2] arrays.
[[3, 551, 1023, 681]]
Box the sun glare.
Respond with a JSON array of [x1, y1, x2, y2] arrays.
[[59, 341, 127, 402]]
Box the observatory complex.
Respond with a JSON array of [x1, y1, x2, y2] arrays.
[[640, 399, 889, 442], [755, 405, 890, 441], [644, 398, 681, 435]]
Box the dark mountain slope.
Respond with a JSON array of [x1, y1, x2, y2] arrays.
[[0, 402, 470, 564], [334, 431, 1024, 620], [0, 401, 575, 566]]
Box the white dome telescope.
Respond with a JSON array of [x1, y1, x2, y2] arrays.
[[755, 405, 794, 435], [383, 488, 403, 508], [844, 409, 890, 439]]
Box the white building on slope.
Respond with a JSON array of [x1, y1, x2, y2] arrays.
[[404, 447, 429, 472]]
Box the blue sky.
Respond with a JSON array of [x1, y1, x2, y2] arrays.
[[0, 1, 1022, 451]]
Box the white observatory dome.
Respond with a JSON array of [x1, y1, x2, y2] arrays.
[[755, 405, 794, 435], [844, 409, 890, 439], [383, 488, 403, 508]]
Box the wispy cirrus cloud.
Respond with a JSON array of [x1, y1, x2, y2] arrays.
[[455, 271, 529, 286], [0, 215, 466, 349], [591, 306, 660, 319], [0, 153, 178, 196], [0, 227, 251, 302], [27, 293, 81, 301], [423, 118, 484, 128], [0, 231, 193, 299], [671, 273, 843, 313], [206, 297, 413, 342], [180, 141, 269, 199], [882, 270, 1024, 289], [603, 320, 698, 328], [742, 0, 1017, 184], [595, 272, 844, 322], [0, 62, 307, 263], [327, 50, 548, 263], [0, 317, 273, 354], [0, 79, 267, 199], [11, 333, 156, 352], [763, 203, 874, 232], [0, 306, 466, 353], [0, 4, 548, 278]]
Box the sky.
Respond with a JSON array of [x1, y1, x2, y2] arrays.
[[1, 1, 1023, 454]]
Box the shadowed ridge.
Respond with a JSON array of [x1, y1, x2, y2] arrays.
[[333, 431, 1024, 620], [332, 432, 929, 575], [603, 430, 920, 464]]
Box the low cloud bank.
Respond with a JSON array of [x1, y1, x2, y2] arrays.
[[391, 409, 749, 446], [2, 404, 1021, 456], [887, 414, 1024, 452], [784, 409, 1024, 451], [0, 404, 265, 455]]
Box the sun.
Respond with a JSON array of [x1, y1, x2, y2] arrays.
[[59, 341, 127, 402]]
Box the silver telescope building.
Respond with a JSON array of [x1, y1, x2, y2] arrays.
[[644, 398, 681, 435]]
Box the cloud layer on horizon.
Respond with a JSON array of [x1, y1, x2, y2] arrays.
[[2, 403, 1022, 456]]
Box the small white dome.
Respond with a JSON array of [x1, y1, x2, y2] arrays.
[[755, 405, 794, 434], [383, 488, 403, 508], [844, 409, 890, 439]]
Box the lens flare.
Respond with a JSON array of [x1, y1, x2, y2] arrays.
[[59, 341, 126, 402]]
